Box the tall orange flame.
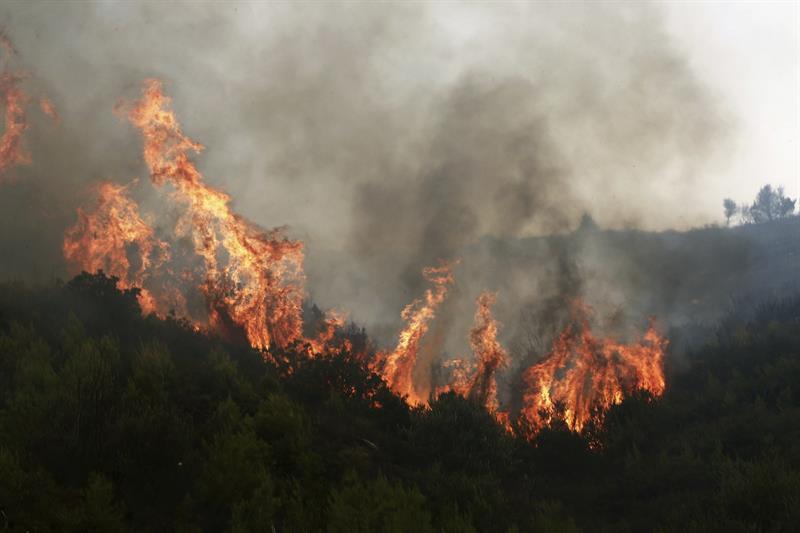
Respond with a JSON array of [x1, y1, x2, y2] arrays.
[[65, 79, 307, 352], [436, 291, 510, 425], [466, 291, 509, 414], [307, 309, 348, 356], [125, 79, 306, 350], [60, 77, 668, 429], [0, 31, 56, 182], [520, 300, 666, 433], [371, 261, 456, 405], [63, 181, 169, 315], [0, 71, 29, 179], [39, 97, 59, 125]]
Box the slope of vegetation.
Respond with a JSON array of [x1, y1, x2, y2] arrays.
[[0, 273, 798, 532]]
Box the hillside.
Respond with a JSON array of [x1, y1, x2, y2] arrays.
[[0, 271, 798, 532], [461, 216, 800, 351], [305, 216, 800, 362]]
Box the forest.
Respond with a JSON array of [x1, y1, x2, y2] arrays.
[[0, 2, 796, 532], [1, 271, 798, 532]]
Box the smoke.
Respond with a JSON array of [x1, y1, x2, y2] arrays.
[[0, 2, 734, 357]]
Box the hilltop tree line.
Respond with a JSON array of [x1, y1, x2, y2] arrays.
[[723, 184, 796, 226], [0, 272, 798, 532]]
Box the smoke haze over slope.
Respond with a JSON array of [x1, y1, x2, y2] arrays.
[[0, 2, 795, 354]]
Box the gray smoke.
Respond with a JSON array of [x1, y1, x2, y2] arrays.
[[0, 2, 734, 358]]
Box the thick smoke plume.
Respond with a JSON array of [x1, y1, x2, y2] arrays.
[[0, 3, 732, 364]]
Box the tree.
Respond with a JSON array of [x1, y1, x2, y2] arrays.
[[326, 474, 434, 533], [739, 203, 753, 224], [722, 199, 737, 226], [780, 195, 796, 217], [3, 274, 800, 531], [749, 184, 796, 223], [577, 213, 598, 232], [79, 473, 127, 532]]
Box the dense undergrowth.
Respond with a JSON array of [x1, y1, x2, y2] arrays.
[[0, 273, 798, 532]]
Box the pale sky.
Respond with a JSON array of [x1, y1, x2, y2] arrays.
[[1, 0, 796, 231], [425, 0, 799, 227], [663, 0, 799, 204], [0, 0, 795, 329]]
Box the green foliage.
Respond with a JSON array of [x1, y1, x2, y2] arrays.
[[0, 272, 798, 531], [711, 454, 800, 531], [749, 184, 796, 223], [79, 473, 127, 532], [195, 421, 273, 529], [0, 446, 62, 530], [327, 473, 434, 533], [528, 501, 580, 533]]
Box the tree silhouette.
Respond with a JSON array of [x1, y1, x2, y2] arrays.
[[723, 198, 737, 226], [750, 184, 796, 223], [1, 274, 800, 531]]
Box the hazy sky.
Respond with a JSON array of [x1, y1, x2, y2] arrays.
[[2, 1, 795, 232], [413, 1, 800, 229], [663, 0, 799, 206], [0, 1, 797, 330]]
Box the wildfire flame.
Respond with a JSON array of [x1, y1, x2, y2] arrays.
[[59, 76, 667, 434], [520, 300, 666, 433], [65, 79, 310, 352], [465, 291, 509, 413], [62, 181, 170, 316], [307, 309, 349, 356], [439, 291, 509, 416], [371, 261, 456, 405], [0, 31, 57, 182], [126, 79, 306, 350], [0, 71, 29, 179], [39, 97, 59, 125]]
